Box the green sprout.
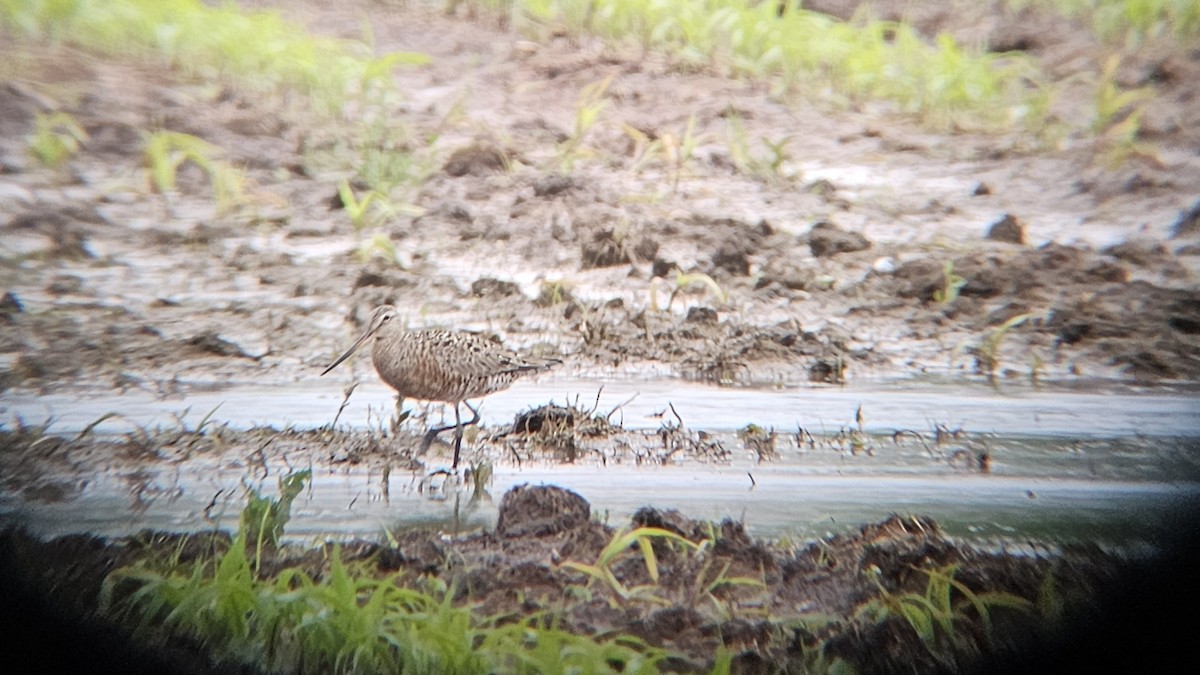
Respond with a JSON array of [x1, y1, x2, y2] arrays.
[[562, 526, 699, 605], [241, 469, 310, 570], [357, 49, 432, 102], [144, 131, 211, 194], [1092, 54, 1159, 166], [143, 131, 245, 212], [856, 563, 1033, 653], [932, 261, 967, 306], [622, 123, 665, 173], [727, 112, 794, 183], [650, 269, 729, 312], [975, 312, 1035, 379], [557, 74, 612, 171], [28, 111, 88, 168], [535, 278, 575, 307], [338, 179, 378, 233], [355, 232, 400, 265], [666, 113, 698, 193]]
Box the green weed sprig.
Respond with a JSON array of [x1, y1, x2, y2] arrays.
[[557, 74, 613, 171], [102, 513, 669, 673], [856, 563, 1034, 657], [1091, 54, 1159, 166], [241, 470, 310, 570], [933, 261, 967, 306], [505, 0, 1046, 131], [562, 526, 699, 605], [650, 270, 728, 312], [975, 312, 1035, 379], [28, 111, 88, 168], [143, 130, 246, 213]]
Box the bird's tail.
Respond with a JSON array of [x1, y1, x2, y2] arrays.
[[504, 355, 562, 374]]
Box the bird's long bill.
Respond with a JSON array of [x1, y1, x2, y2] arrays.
[[321, 324, 377, 376]]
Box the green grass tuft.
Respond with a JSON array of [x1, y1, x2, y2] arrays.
[[494, 0, 1048, 131], [1007, 0, 1200, 42], [101, 479, 674, 674], [0, 0, 429, 113], [27, 110, 88, 168]]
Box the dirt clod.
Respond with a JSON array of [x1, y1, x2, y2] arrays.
[[0, 290, 23, 321], [1172, 199, 1200, 238], [471, 277, 521, 298], [512, 404, 575, 434], [183, 331, 251, 358], [495, 484, 591, 538], [987, 213, 1026, 244], [580, 229, 659, 269], [533, 173, 574, 197], [684, 306, 719, 324], [808, 220, 871, 258], [443, 143, 508, 177]]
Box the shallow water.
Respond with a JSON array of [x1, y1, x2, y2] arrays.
[[2, 377, 1199, 550], [5, 445, 1199, 550], [5, 375, 1199, 437]]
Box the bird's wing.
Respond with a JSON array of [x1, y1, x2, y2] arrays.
[[423, 331, 556, 379]]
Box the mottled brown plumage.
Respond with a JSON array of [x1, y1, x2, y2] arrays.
[[322, 305, 559, 468]]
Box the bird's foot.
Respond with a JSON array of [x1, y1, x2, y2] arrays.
[[426, 402, 481, 437], [418, 427, 442, 454], [419, 465, 461, 499], [426, 465, 459, 479]]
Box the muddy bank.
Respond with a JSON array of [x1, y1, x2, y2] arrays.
[[4, 484, 1200, 674], [2, 1, 1200, 670], [1, 1, 1199, 399]]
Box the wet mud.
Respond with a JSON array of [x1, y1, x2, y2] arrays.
[[3, 0, 1200, 671], [1, 2, 1199, 395], [6, 483, 1190, 674]]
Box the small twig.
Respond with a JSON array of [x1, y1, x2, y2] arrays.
[[73, 412, 121, 443], [586, 386, 605, 416], [331, 382, 358, 428], [203, 489, 224, 520], [605, 391, 638, 423], [668, 401, 684, 428], [892, 429, 932, 454], [250, 439, 272, 480]]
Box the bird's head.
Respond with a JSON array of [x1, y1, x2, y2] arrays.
[[321, 305, 400, 376]]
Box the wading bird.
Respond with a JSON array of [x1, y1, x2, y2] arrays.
[[322, 305, 560, 469]]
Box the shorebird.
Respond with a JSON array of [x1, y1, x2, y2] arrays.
[[322, 305, 560, 469]]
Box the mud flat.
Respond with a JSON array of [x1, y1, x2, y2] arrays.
[[3, 0, 1200, 671]]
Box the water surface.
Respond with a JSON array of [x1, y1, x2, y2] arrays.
[[2, 377, 1198, 551]]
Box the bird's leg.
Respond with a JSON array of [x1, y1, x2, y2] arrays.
[[426, 401, 481, 436], [390, 396, 407, 436], [451, 403, 463, 470], [450, 402, 482, 470], [419, 401, 482, 461], [418, 426, 439, 455], [418, 401, 483, 466], [461, 401, 481, 427]]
